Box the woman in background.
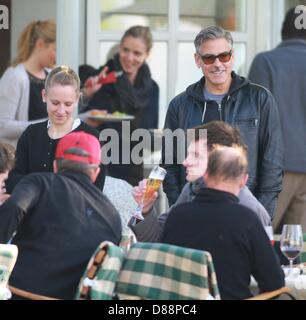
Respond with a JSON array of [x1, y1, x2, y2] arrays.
[[6, 66, 105, 193], [0, 20, 56, 146], [81, 25, 159, 186]]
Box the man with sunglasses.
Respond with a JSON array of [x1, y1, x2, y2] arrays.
[[162, 26, 283, 219]]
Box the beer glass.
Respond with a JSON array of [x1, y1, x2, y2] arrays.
[[133, 166, 167, 221]]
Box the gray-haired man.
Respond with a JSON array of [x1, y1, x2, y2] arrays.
[[162, 26, 284, 218]]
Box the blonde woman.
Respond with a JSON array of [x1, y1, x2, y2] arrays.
[[0, 20, 56, 146], [6, 66, 105, 192]]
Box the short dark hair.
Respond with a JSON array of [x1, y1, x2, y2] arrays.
[[55, 147, 99, 177], [282, 7, 306, 41], [0, 142, 15, 173], [193, 121, 247, 152], [207, 145, 248, 183]]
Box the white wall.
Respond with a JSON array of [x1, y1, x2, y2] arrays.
[[11, 0, 56, 60]]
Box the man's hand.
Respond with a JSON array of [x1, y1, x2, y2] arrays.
[[132, 179, 158, 215]]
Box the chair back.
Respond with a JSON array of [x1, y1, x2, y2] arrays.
[[75, 241, 124, 300], [115, 242, 220, 300], [0, 244, 18, 300]]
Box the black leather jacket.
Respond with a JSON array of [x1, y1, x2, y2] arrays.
[[162, 72, 284, 218]]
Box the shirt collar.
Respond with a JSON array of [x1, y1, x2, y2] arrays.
[[47, 118, 81, 131]]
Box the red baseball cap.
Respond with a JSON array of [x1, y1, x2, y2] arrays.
[[55, 131, 101, 165]]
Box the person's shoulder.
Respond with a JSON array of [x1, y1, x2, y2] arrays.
[[169, 90, 188, 105], [19, 171, 53, 185], [22, 120, 48, 136], [152, 79, 159, 89], [78, 121, 100, 138], [167, 201, 193, 220], [253, 50, 274, 62], [244, 77, 273, 97], [231, 201, 261, 223], [0, 64, 27, 82]]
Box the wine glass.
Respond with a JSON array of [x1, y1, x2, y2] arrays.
[[280, 224, 303, 276], [264, 226, 275, 246], [119, 233, 137, 255], [132, 166, 167, 221]]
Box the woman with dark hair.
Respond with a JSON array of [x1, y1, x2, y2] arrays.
[[81, 26, 159, 186]]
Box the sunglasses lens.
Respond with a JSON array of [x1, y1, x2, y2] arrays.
[[218, 52, 231, 63], [201, 51, 232, 65], [202, 55, 216, 65]]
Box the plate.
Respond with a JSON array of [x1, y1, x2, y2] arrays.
[[87, 111, 135, 122]]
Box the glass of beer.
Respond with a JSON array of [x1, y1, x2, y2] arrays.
[[133, 166, 167, 221]]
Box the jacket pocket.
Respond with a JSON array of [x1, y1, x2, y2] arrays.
[[234, 118, 259, 127]]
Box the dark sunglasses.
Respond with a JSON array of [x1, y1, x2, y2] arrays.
[[199, 50, 232, 65]]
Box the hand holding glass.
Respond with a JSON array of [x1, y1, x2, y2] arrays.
[[280, 224, 303, 275], [133, 166, 166, 221]]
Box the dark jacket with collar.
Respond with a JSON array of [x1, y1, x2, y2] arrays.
[[161, 188, 284, 300], [162, 72, 284, 217], [248, 39, 306, 173], [0, 170, 121, 299]]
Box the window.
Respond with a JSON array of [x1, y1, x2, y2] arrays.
[[178, 0, 246, 32], [99, 0, 168, 31]]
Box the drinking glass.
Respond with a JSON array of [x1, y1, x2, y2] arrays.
[[280, 224, 303, 275], [119, 233, 136, 255], [133, 166, 167, 221], [264, 226, 275, 246]]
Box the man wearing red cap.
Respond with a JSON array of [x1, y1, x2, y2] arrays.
[[0, 131, 122, 299]]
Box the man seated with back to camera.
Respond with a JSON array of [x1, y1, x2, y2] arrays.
[[129, 121, 271, 242], [0, 131, 121, 299], [161, 145, 284, 300]]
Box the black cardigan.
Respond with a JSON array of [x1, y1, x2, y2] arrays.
[[6, 120, 105, 192]]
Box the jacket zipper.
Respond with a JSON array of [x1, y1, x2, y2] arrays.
[[202, 102, 207, 123], [218, 104, 222, 121], [203, 96, 230, 123]]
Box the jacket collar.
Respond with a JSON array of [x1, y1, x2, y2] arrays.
[[195, 187, 239, 204], [186, 72, 249, 104]]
